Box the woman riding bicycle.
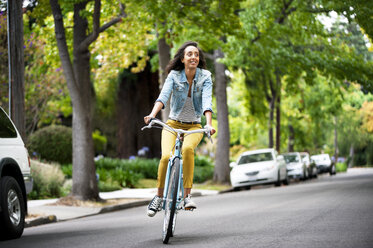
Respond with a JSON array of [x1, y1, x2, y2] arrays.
[[144, 41, 216, 217]]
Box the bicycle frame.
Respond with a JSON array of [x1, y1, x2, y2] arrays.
[[162, 134, 184, 211]]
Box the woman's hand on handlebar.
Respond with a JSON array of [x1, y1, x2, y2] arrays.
[[144, 102, 164, 124], [204, 125, 216, 136], [144, 115, 155, 124]]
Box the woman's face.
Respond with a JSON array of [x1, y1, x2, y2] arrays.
[[182, 45, 199, 70]]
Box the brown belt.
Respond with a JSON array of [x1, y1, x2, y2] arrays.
[[169, 119, 201, 125]]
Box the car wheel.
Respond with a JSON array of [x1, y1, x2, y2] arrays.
[[330, 165, 336, 175], [313, 168, 318, 178], [283, 173, 289, 185], [302, 169, 308, 180], [0, 176, 25, 240], [233, 187, 240, 191], [275, 171, 281, 187], [244, 185, 251, 190]]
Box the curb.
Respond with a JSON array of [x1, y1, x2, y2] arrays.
[[25, 215, 57, 228], [98, 199, 149, 214], [25, 199, 150, 228], [218, 188, 235, 194]]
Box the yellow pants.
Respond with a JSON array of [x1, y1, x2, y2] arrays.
[[157, 120, 203, 189]]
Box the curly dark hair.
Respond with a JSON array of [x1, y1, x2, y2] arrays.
[[165, 41, 207, 74]]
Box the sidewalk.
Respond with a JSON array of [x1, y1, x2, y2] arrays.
[[26, 188, 219, 228]]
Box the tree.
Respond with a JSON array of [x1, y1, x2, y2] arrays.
[[136, 0, 242, 184], [7, 0, 25, 140], [172, 0, 242, 184], [48, 0, 125, 200], [225, 0, 373, 155]]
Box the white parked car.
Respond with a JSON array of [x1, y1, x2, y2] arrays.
[[283, 152, 308, 180], [0, 107, 33, 240], [311, 153, 336, 175], [300, 152, 317, 178], [230, 148, 288, 190]]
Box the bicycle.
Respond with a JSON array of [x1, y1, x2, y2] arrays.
[[141, 118, 212, 244]]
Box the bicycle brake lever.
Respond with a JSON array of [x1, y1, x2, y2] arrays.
[[141, 125, 149, 131], [141, 121, 154, 131], [204, 129, 213, 144]]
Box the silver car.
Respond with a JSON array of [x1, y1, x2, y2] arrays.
[[283, 152, 308, 180]]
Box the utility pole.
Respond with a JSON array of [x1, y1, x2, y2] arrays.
[[7, 0, 25, 140]]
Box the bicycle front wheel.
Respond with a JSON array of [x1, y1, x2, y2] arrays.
[[162, 157, 180, 244]]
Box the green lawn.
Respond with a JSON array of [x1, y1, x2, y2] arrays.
[[136, 178, 157, 188]]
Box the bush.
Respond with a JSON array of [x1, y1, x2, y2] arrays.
[[336, 162, 348, 172], [194, 156, 214, 183], [194, 166, 214, 183], [28, 125, 72, 164], [59, 156, 215, 190], [93, 130, 107, 155], [29, 160, 67, 199], [94, 158, 151, 189], [95, 157, 159, 179], [61, 164, 72, 179], [94, 156, 215, 185], [195, 156, 214, 167]]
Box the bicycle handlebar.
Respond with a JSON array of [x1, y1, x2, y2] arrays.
[[141, 118, 213, 143]]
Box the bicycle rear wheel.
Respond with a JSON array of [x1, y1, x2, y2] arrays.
[[162, 158, 180, 244]]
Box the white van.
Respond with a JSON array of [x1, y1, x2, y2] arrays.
[[0, 107, 33, 240]]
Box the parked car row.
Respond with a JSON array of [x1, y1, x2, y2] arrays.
[[230, 148, 336, 191]]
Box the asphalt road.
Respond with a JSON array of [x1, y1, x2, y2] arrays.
[[2, 169, 373, 248]]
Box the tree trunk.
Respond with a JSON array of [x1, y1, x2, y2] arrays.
[[333, 116, 339, 165], [212, 49, 230, 184], [117, 61, 161, 158], [288, 123, 294, 152], [275, 73, 281, 153], [268, 98, 275, 148], [70, 2, 98, 200], [348, 144, 354, 168], [266, 77, 276, 149], [8, 0, 25, 140], [157, 37, 171, 121]]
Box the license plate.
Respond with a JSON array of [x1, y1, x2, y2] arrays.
[[247, 176, 257, 181]]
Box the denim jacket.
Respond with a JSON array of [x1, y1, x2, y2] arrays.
[[156, 68, 213, 119]]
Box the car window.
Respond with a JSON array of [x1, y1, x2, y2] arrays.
[[312, 155, 329, 162], [0, 108, 17, 138], [238, 152, 273, 165], [301, 154, 309, 162], [284, 154, 300, 163]]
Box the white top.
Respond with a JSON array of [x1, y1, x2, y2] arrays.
[[176, 97, 200, 123]]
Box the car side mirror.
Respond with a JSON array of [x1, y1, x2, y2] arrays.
[[230, 162, 237, 168]]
